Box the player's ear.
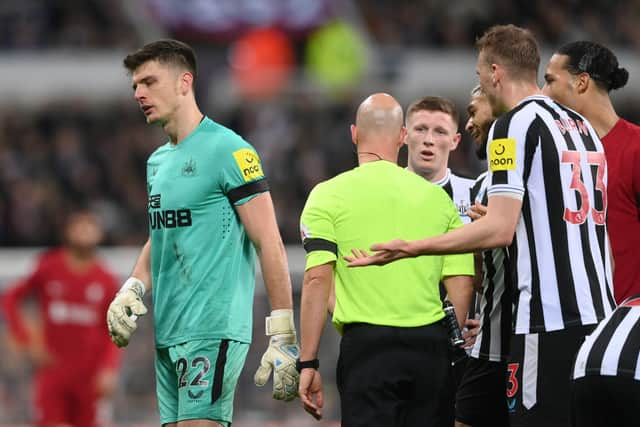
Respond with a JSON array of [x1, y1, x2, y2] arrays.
[[180, 72, 194, 95], [576, 72, 590, 94], [451, 132, 462, 150], [350, 124, 358, 146], [399, 125, 407, 147]]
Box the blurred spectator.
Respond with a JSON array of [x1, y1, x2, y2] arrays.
[[0, 0, 138, 49], [1, 208, 122, 427]]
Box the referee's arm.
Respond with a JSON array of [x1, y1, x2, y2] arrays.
[[300, 263, 335, 361]]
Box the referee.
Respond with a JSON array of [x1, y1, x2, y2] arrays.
[[571, 293, 640, 427], [297, 93, 474, 426], [347, 26, 615, 427]]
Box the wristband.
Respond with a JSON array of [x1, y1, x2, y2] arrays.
[[295, 358, 319, 373]]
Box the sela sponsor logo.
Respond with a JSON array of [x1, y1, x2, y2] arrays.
[[48, 301, 97, 325], [233, 148, 264, 182], [148, 194, 193, 229], [489, 138, 516, 171]]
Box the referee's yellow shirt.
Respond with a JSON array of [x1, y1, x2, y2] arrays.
[[300, 160, 474, 333]]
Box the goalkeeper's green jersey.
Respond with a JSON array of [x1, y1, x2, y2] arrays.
[[146, 117, 268, 347], [300, 160, 474, 333]]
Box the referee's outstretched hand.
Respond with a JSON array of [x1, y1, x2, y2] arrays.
[[299, 368, 323, 420], [344, 239, 412, 267]]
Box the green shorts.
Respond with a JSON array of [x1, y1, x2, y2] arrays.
[[155, 339, 249, 426]]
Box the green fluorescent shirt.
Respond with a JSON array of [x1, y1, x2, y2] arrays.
[[300, 161, 474, 333], [147, 117, 267, 347]]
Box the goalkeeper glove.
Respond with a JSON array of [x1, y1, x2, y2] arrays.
[[106, 277, 147, 348], [254, 309, 300, 401]]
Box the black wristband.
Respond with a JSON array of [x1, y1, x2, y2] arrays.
[[295, 358, 319, 372]]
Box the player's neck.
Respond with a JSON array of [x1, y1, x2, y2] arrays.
[[504, 81, 541, 111], [581, 93, 619, 138], [164, 105, 204, 145], [63, 248, 96, 272]]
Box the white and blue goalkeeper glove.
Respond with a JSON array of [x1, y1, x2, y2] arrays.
[[106, 277, 147, 348], [254, 309, 300, 401]]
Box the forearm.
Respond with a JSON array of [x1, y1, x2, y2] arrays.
[[300, 266, 332, 360], [443, 275, 474, 329], [408, 196, 521, 256], [130, 239, 152, 292], [256, 238, 293, 310]]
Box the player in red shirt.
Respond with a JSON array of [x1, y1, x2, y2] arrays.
[[543, 41, 640, 303], [1, 208, 121, 427]]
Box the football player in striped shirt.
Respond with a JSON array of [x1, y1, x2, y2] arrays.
[[571, 293, 640, 426], [347, 25, 615, 427], [455, 85, 512, 427], [543, 41, 640, 304], [405, 96, 476, 224]]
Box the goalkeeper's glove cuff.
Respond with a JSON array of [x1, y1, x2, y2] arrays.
[[119, 277, 146, 299], [265, 309, 295, 336]]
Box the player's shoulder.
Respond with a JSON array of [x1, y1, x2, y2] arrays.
[[200, 118, 254, 151], [620, 118, 640, 139], [449, 170, 476, 187]]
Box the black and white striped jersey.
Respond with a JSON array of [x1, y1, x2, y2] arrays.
[[470, 172, 514, 362], [573, 294, 640, 380], [486, 95, 615, 334], [434, 168, 475, 224]]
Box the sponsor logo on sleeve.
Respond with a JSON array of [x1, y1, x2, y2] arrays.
[[233, 149, 264, 182], [489, 138, 516, 171]]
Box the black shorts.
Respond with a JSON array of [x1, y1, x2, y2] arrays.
[[571, 375, 640, 427], [507, 325, 594, 427], [455, 357, 509, 427], [338, 322, 453, 427]]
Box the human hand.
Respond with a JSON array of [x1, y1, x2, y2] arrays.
[[254, 309, 300, 401], [106, 278, 147, 348], [462, 318, 481, 348], [298, 368, 323, 420], [467, 202, 487, 221], [343, 239, 412, 267]]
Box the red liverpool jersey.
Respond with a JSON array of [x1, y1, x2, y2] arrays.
[[2, 249, 120, 379], [602, 118, 640, 303]]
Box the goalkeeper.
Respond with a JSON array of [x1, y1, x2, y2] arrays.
[[298, 93, 474, 425], [107, 40, 299, 427]]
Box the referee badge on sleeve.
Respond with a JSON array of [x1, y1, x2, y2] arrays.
[[489, 138, 516, 171]]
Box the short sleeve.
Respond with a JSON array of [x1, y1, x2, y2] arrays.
[[441, 205, 475, 277], [219, 134, 269, 206], [485, 114, 527, 200], [300, 183, 338, 270]]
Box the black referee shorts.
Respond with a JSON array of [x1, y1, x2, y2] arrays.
[[508, 325, 595, 427], [337, 321, 453, 427], [455, 357, 509, 427], [571, 375, 640, 427]]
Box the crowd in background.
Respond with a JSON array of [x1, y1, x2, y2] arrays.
[[0, 98, 485, 246]]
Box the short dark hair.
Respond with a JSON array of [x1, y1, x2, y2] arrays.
[[123, 39, 197, 80], [556, 41, 628, 92], [476, 25, 540, 80], [406, 96, 459, 128]]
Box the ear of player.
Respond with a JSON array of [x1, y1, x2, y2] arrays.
[[254, 309, 301, 401], [106, 277, 148, 348]]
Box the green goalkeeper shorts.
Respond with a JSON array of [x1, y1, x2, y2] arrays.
[[155, 339, 249, 426]]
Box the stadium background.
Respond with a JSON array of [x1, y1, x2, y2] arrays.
[[0, 0, 639, 425]]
